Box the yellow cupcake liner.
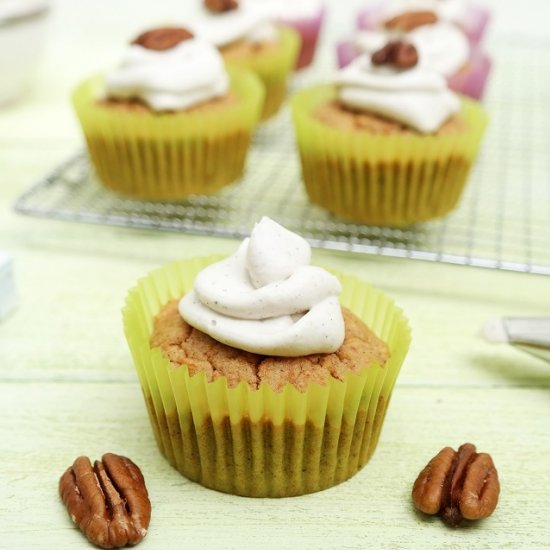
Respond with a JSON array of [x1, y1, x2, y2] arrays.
[[123, 256, 411, 497], [291, 86, 488, 227], [72, 69, 264, 201], [222, 26, 300, 120]]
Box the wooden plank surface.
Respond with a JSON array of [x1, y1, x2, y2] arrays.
[[1, 0, 550, 548]]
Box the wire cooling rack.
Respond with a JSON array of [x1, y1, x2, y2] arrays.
[[14, 38, 550, 276]]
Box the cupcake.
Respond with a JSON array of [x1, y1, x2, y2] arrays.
[[356, 0, 491, 48], [123, 217, 411, 497], [72, 27, 264, 200], [337, 11, 491, 100], [254, 0, 325, 70], [292, 42, 488, 227], [194, 0, 300, 120]]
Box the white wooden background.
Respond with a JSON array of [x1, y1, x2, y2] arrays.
[[1, 1, 550, 548]]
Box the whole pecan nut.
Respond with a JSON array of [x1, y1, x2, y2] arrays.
[[133, 27, 194, 51], [385, 10, 438, 32], [59, 453, 151, 549], [205, 0, 239, 13], [412, 443, 500, 527], [371, 41, 418, 69]]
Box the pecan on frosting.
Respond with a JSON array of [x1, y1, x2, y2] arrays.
[[204, 0, 239, 13], [133, 27, 194, 51], [385, 10, 438, 32], [371, 41, 419, 69]]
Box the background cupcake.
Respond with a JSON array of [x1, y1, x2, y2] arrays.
[[337, 10, 491, 100], [254, 0, 326, 70], [123, 218, 411, 497], [356, 0, 491, 48], [292, 41, 488, 227], [72, 27, 264, 200], [194, 0, 299, 120]]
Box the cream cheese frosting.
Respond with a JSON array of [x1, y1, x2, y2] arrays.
[[179, 217, 345, 356], [381, 0, 467, 25], [105, 37, 229, 112], [335, 54, 460, 134], [354, 22, 470, 77], [193, 0, 278, 47]]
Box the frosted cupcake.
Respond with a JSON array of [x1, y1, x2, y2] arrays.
[[337, 11, 491, 100], [193, 0, 299, 120], [72, 27, 264, 200], [253, 0, 325, 69], [356, 0, 490, 48], [292, 41, 488, 227], [123, 217, 411, 497]]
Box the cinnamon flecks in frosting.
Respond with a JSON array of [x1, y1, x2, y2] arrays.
[[178, 217, 345, 357], [132, 27, 194, 51], [385, 10, 438, 32], [205, 0, 239, 13], [372, 41, 418, 69]]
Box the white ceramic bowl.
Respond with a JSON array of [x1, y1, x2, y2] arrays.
[[0, 0, 49, 105]]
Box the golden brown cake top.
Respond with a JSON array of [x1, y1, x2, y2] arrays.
[[151, 301, 390, 393], [313, 99, 467, 135], [98, 92, 238, 114]]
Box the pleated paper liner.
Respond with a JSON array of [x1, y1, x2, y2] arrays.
[[291, 85, 488, 227], [72, 68, 264, 201], [123, 257, 411, 498], [222, 26, 300, 120]]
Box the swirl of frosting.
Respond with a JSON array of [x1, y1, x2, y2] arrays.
[[179, 217, 345, 356], [381, 0, 467, 25], [105, 37, 229, 112], [193, 0, 278, 47], [335, 54, 460, 134], [355, 22, 469, 77]]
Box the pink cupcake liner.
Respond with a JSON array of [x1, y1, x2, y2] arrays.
[[277, 6, 326, 70], [336, 40, 358, 69], [356, 3, 491, 48], [335, 41, 492, 101], [448, 50, 492, 100]]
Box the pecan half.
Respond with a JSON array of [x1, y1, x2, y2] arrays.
[[205, 0, 239, 13], [385, 10, 438, 32], [412, 443, 500, 527], [371, 41, 418, 69], [133, 27, 194, 51], [59, 453, 151, 549]]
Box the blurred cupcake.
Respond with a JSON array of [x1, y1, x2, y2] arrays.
[[253, 0, 325, 69], [194, 0, 299, 120], [72, 27, 264, 200], [337, 11, 491, 100], [292, 41, 488, 227], [123, 217, 411, 497], [356, 0, 490, 48]]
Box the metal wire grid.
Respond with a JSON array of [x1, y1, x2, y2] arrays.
[[13, 38, 550, 275]]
